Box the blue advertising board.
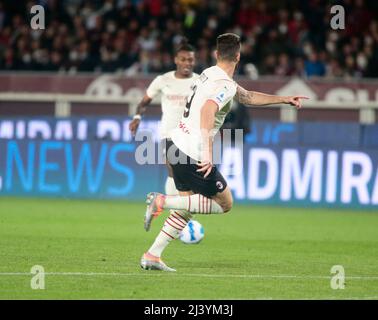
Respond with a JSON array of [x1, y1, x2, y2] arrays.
[[0, 116, 374, 146], [219, 145, 378, 208], [0, 140, 162, 199], [1, 139, 377, 209], [1, 117, 377, 208]]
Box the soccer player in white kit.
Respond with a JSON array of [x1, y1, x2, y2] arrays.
[[129, 40, 198, 195], [141, 33, 308, 271], [129, 41, 200, 271]]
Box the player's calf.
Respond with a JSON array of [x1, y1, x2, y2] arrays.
[[211, 186, 233, 213], [144, 189, 233, 216]]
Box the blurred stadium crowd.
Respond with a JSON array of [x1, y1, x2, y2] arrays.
[[0, 0, 378, 78]]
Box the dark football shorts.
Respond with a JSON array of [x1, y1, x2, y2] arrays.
[[166, 140, 227, 198]]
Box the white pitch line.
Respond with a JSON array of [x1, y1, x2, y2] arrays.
[[322, 296, 378, 300], [0, 272, 378, 280]]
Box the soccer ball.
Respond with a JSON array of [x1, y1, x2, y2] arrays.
[[179, 220, 204, 244]]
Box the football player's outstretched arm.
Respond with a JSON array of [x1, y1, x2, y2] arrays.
[[197, 100, 218, 178], [235, 85, 309, 109], [129, 95, 152, 136]]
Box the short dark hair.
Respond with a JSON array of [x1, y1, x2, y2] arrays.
[[175, 38, 195, 56], [216, 33, 241, 62]]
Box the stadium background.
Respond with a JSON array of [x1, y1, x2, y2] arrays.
[[0, 0, 378, 300]]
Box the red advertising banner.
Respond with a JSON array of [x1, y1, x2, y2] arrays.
[[1, 73, 377, 101], [0, 73, 377, 121]]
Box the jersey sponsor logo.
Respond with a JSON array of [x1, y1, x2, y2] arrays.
[[165, 94, 187, 101]]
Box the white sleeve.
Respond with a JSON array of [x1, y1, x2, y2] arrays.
[[207, 81, 236, 110], [146, 75, 163, 99]]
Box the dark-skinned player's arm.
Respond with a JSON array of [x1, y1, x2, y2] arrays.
[[128, 95, 152, 136], [235, 85, 309, 109], [197, 100, 218, 178]]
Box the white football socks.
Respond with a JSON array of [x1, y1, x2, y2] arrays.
[[163, 194, 224, 214], [165, 176, 178, 196], [147, 179, 223, 258], [148, 210, 192, 257]]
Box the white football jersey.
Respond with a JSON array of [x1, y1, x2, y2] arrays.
[[146, 71, 199, 139], [171, 65, 237, 161]]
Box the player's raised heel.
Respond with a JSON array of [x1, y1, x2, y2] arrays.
[[140, 253, 176, 272], [144, 192, 165, 232], [146, 192, 155, 205]]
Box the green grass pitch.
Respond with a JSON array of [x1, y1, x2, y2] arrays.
[[0, 197, 377, 300]]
